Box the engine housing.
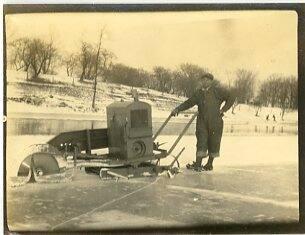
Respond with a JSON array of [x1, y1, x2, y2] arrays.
[[106, 100, 153, 160]]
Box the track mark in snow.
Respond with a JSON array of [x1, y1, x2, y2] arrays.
[[167, 185, 298, 209], [51, 177, 161, 230]]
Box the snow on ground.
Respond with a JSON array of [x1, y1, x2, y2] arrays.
[[6, 70, 297, 124], [6, 69, 184, 118]]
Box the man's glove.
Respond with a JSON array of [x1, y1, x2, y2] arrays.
[[171, 108, 179, 117]]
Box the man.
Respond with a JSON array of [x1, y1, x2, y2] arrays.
[[171, 73, 235, 171]]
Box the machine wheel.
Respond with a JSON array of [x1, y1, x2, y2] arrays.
[[17, 152, 61, 177], [132, 141, 146, 158]]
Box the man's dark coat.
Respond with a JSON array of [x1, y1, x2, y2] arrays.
[[177, 81, 235, 157]]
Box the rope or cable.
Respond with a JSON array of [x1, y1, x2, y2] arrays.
[[51, 177, 161, 230]]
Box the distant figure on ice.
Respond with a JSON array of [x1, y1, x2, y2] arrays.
[[266, 114, 269, 121], [171, 73, 235, 171], [273, 114, 276, 122]]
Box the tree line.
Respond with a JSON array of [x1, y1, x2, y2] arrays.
[[255, 75, 297, 119], [9, 37, 58, 81], [8, 36, 297, 118]]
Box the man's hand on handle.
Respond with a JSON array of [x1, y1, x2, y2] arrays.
[[171, 108, 179, 117]]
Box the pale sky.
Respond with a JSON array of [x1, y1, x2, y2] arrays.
[[6, 11, 297, 82]]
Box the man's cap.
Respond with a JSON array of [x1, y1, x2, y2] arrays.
[[200, 73, 214, 80]]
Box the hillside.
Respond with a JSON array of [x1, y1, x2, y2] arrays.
[[6, 70, 297, 124]]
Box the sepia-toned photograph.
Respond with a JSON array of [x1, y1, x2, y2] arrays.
[[4, 7, 299, 232]]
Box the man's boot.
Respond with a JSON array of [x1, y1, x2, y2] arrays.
[[186, 155, 203, 171], [202, 156, 214, 171], [194, 156, 203, 171]]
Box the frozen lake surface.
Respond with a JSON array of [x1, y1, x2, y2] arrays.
[[6, 135, 299, 231]]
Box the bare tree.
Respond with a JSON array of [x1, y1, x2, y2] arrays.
[[28, 39, 47, 80], [264, 74, 283, 107], [99, 49, 116, 78], [8, 38, 31, 71], [79, 42, 95, 82], [257, 74, 297, 120], [41, 39, 57, 74], [173, 63, 208, 97], [277, 76, 297, 120], [230, 99, 239, 114], [9, 37, 58, 81], [105, 63, 147, 87], [92, 31, 103, 110], [153, 66, 173, 93], [137, 68, 151, 88], [28, 39, 57, 80], [63, 53, 78, 77], [288, 76, 298, 110], [252, 97, 262, 116], [234, 69, 256, 103], [277, 78, 291, 120], [231, 69, 256, 114], [91, 30, 116, 110]]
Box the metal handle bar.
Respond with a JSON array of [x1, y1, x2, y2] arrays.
[[167, 112, 198, 156], [153, 114, 172, 141], [153, 111, 197, 141], [169, 147, 185, 169]]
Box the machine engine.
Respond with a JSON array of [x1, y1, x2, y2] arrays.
[[107, 100, 153, 160]]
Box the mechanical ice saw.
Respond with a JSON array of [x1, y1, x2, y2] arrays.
[[16, 94, 198, 183]]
